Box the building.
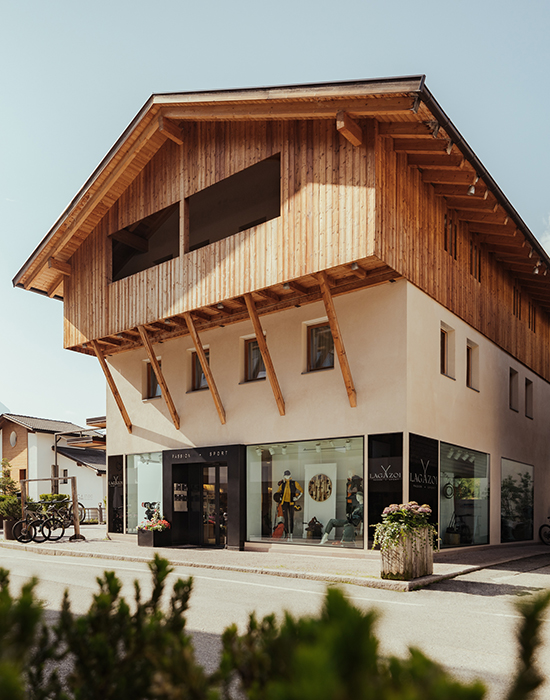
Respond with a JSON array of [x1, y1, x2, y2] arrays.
[[0, 414, 106, 508], [13, 76, 550, 550]]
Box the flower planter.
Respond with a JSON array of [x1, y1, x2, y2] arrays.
[[137, 529, 172, 547], [380, 527, 433, 580], [3, 519, 16, 541]]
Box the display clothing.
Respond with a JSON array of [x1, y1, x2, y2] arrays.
[[274, 474, 303, 535], [322, 502, 364, 543], [346, 475, 363, 514]]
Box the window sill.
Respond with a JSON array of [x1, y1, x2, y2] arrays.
[[526, 414, 534, 420], [142, 396, 162, 403], [186, 387, 210, 394], [302, 366, 335, 375], [509, 407, 519, 413], [467, 385, 480, 393], [240, 377, 267, 385], [440, 373, 456, 381]]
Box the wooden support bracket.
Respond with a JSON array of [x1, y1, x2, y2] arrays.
[[48, 257, 72, 276], [158, 115, 184, 145], [244, 294, 286, 416], [109, 229, 148, 252], [91, 340, 132, 433], [316, 271, 357, 408], [183, 313, 226, 425], [336, 111, 363, 146], [138, 326, 180, 430]]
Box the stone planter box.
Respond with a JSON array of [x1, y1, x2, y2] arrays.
[[3, 519, 16, 541], [380, 527, 434, 580], [137, 529, 172, 547]]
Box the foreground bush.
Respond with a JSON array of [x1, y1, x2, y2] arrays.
[[0, 555, 548, 699]]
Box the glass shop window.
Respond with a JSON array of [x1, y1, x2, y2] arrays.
[[501, 458, 533, 543], [246, 437, 364, 547], [126, 452, 163, 534], [440, 442, 489, 547], [245, 339, 266, 382], [192, 350, 209, 391]]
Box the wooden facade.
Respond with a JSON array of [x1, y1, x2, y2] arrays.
[[14, 78, 550, 383]]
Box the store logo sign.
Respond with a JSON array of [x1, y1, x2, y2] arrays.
[[410, 460, 437, 487], [369, 464, 402, 481]]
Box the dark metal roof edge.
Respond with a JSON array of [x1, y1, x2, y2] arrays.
[[419, 84, 548, 266]]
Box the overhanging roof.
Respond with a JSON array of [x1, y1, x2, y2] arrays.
[[56, 445, 106, 474], [0, 413, 85, 435], [12, 75, 550, 310]]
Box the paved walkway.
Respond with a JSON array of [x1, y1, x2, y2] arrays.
[[2, 525, 549, 591]]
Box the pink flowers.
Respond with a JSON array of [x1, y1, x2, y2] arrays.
[[137, 509, 171, 532]]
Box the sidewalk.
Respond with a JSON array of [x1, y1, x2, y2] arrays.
[[2, 524, 549, 591]]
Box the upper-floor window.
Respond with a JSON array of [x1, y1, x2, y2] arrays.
[[466, 340, 479, 390], [509, 368, 519, 411], [245, 339, 266, 382], [146, 362, 162, 399], [528, 301, 536, 333], [187, 154, 281, 253], [440, 322, 455, 378], [525, 378, 534, 419], [469, 236, 481, 282], [513, 286, 522, 320], [111, 203, 179, 282], [192, 350, 209, 391], [308, 323, 334, 372]]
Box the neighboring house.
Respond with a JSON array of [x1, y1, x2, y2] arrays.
[[13, 76, 550, 551], [0, 414, 106, 508]]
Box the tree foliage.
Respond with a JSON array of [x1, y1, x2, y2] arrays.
[[0, 555, 548, 700]]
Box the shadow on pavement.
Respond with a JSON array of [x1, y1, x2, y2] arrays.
[[429, 578, 545, 597]]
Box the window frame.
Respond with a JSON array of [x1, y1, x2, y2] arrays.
[[307, 322, 335, 372], [146, 361, 162, 399], [192, 349, 210, 391], [509, 368, 519, 411], [244, 338, 266, 382], [525, 378, 534, 419]]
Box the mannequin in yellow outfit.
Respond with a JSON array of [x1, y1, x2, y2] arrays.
[[275, 470, 303, 540]]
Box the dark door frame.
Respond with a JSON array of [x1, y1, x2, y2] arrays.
[[163, 444, 246, 550]]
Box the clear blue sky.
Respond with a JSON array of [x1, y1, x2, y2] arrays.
[[1, 0, 549, 426]]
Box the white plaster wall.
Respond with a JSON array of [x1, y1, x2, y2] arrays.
[[57, 460, 106, 509], [405, 282, 550, 542], [106, 281, 409, 456]]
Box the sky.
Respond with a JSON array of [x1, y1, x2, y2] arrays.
[[1, 0, 549, 427]]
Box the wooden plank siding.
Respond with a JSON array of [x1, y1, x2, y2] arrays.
[[64, 119, 374, 347], [375, 136, 550, 380]]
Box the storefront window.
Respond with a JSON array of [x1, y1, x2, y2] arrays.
[[501, 459, 533, 542], [367, 433, 403, 534], [246, 437, 364, 546], [409, 434, 438, 526], [440, 442, 489, 547], [126, 452, 163, 534]]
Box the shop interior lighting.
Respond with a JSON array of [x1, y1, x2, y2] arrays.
[[281, 445, 287, 455], [345, 440, 351, 451], [316, 442, 322, 453], [268, 447, 275, 456], [255, 447, 262, 456], [467, 175, 479, 196]]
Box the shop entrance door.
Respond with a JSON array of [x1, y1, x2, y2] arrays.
[[172, 463, 228, 546]]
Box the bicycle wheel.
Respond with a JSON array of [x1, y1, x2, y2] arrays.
[[12, 519, 36, 543], [539, 524, 550, 545], [31, 518, 48, 543], [42, 517, 65, 542], [69, 503, 86, 524]]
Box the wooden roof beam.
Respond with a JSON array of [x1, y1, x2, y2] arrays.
[[350, 262, 368, 279], [158, 115, 183, 145], [48, 257, 72, 276], [283, 280, 310, 295], [336, 111, 363, 146], [445, 197, 498, 212], [408, 154, 464, 170], [91, 340, 132, 434], [393, 139, 450, 153], [455, 210, 508, 225], [108, 229, 148, 252], [468, 223, 519, 237], [47, 276, 63, 298], [138, 325, 180, 431], [183, 313, 226, 425], [317, 270, 357, 408], [378, 122, 436, 138], [160, 96, 415, 121], [244, 294, 285, 416], [423, 171, 478, 185], [256, 288, 280, 302], [432, 184, 489, 198]]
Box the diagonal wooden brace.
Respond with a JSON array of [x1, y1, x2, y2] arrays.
[[138, 325, 180, 430]]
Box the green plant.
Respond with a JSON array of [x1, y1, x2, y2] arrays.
[[0, 496, 22, 521], [0, 460, 18, 497], [137, 509, 171, 532], [371, 501, 438, 551]]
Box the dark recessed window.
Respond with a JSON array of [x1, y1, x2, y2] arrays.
[[147, 362, 162, 399], [245, 339, 266, 382], [111, 203, 179, 282], [187, 154, 280, 252], [308, 323, 334, 372], [509, 368, 519, 411], [192, 350, 209, 391]]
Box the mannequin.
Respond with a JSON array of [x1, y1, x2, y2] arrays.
[[274, 470, 303, 540], [346, 472, 363, 514], [320, 492, 363, 545]]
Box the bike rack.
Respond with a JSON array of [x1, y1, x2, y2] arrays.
[[19, 476, 85, 541]]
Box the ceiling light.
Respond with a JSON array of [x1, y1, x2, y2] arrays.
[[351, 262, 359, 270], [345, 440, 351, 451], [268, 447, 275, 456], [255, 447, 262, 456], [281, 445, 287, 455], [468, 175, 480, 196], [283, 283, 290, 290], [316, 442, 321, 453], [217, 303, 224, 309]]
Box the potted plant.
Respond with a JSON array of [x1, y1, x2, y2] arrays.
[[372, 501, 437, 580], [0, 495, 23, 540], [137, 509, 171, 547]]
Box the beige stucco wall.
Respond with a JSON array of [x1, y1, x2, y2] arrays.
[[105, 279, 550, 545], [405, 282, 550, 543]]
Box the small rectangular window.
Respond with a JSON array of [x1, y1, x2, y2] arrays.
[[528, 302, 536, 333], [245, 339, 266, 382], [509, 368, 519, 411], [513, 286, 522, 320], [192, 350, 209, 391], [19, 469, 27, 482], [466, 340, 479, 390], [525, 379, 533, 419], [62, 469, 68, 485], [440, 322, 455, 378], [146, 362, 162, 399], [307, 323, 334, 372]]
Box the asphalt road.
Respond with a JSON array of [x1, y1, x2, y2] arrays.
[[2, 548, 550, 699]]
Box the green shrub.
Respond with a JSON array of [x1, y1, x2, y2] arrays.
[[0, 496, 22, 521], [0, 556, 548, 699], [0, 460, 18, 497]]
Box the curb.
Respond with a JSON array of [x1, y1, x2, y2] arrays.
[[0, 540, 478, 591]]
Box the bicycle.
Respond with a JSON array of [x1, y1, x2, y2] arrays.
[[539, 517, 550, 545]]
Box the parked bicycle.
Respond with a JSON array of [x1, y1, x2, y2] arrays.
[[12, 497, 85, 544], [539, 516, 550, 545]]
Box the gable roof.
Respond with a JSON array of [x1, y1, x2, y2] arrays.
[[56, 445, 106, 474], [12, 75, 550, 310], [0, 414, 85, 435]]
